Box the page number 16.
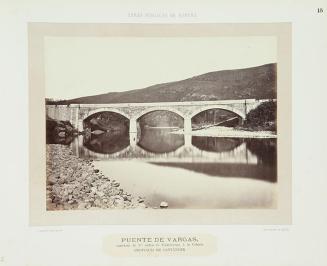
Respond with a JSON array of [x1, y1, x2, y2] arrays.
[[317, 8, 324, 13]]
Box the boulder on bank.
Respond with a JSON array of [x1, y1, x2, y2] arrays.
[[160, 201, 168, 208]]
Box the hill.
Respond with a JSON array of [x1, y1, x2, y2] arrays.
[[47, 63, 276, 104]]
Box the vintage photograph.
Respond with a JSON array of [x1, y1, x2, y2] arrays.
[[3, 0, 325, 263], [44, 33, 278, 210]]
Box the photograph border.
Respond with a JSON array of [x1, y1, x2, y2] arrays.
[[29, 22, 292, 225]]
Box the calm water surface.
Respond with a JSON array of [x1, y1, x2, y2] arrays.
[[68, 127, 277, 208]]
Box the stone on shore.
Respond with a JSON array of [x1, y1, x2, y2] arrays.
[[46, 144, 148, 210], [58, 131, 66, 138], [160, 201, 168, 208], [47, 174, 58, 185]]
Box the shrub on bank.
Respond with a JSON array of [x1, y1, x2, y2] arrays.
[[244, 101, 277, 132]]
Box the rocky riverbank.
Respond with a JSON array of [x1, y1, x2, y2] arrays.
[[46, 144, 147, 210]]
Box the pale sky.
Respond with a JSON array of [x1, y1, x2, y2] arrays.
[[44, 36, 277, 99]]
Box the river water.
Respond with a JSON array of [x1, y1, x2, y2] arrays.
[[68, 127, 277, 209]]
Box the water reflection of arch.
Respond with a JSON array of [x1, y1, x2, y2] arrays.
[[136, 141, 183, 154], [80, 145, 132, 159], [191, 143, 258, 164], [137, 129, 184, 154], [192, 137, 243, 153], [82, 108, 130, 121], [190, 105, 245, 120], [83, 131, 130, 155], [133, 144, 186, 158]]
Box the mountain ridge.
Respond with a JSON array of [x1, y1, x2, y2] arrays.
[[47, 63, 276, 104]]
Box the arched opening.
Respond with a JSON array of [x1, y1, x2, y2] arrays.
[[191, 108, 243, 130], [83, 111, 129, 132], [191, 108, 244, 152], [192, 137, 243, 153], [82, 111, 130, 154], [137, 110, 184, 153]]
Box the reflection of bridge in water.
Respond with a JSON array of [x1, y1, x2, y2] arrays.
[[71, 134, 258, 164]]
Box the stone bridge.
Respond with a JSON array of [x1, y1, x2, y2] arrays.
[[46, 99, 273, 136]]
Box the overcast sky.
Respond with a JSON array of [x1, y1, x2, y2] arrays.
[[44, 36, 276, 99]]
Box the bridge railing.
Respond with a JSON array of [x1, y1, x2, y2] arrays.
[[48, 98, 273, 108]]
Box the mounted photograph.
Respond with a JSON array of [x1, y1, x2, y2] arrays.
[[29, 23, 291, 224]]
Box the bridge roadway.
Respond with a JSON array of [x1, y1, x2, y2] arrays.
[[46, 99, 274, 134]]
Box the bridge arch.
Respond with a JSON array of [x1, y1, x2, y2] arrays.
[[189, 105, 246, 120], [82, 107, 130, 121], [134, 107, 186, 120]]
